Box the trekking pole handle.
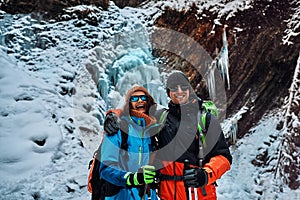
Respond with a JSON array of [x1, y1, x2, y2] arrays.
[[199, 144, 204, 168], [184, 159, 191, 200], [184, 160, 190, 172], [183, 159, 190, 187]]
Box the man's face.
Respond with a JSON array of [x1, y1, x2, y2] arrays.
[[169, 85, 190, 104], [129, 91, 148, 113]]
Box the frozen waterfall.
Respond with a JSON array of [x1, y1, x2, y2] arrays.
[[86, 26, 168, 116], [84, 25, 230, 124]]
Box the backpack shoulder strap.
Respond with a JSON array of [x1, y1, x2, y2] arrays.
[[150, 108, 168, 151], [91, 130, 107, 162], [120, 129, 129, 170], [197, 111, 213, 148], [120, 129, 128, 151], [154, 108, 168, 124], [197, 111, 211, 134], [158, 108, 168, 124], [203, 111, 211, 131]]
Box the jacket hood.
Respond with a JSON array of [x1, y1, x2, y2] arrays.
[[123, 85, 157, 116]]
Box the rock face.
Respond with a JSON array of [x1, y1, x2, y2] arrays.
[[112, 0, 147, 8], [0, 0, 110, 17], [154, 1, 300, 137], [0, 0, 148, 15], [1, 0, 299, 136]]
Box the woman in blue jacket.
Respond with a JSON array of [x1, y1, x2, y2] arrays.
[[100, 85, 159, 200]]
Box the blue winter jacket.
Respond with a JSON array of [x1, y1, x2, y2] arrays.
[[100, 115, 158, 200]]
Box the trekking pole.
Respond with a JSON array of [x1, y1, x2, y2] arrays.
[[194, 187, 198, 199], [142, 145, 158, 200], [199, 134, 207, 196], [184, 159, 192, 200]]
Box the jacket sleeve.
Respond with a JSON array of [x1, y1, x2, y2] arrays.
[[203, 116, 232, 185], [99, 131, 128, 187], [203, 154, 231, 185]]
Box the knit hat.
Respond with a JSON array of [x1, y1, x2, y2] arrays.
[[166, 70, 191, 96]]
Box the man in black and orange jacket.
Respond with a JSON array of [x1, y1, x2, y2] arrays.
[[154, 71, 232, 200]]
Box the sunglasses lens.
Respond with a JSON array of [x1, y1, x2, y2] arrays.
[[169, 87, 177, 92], [130, 95, 147, 102], [130, 96, 139, 102], [180, 85, 189, 90], [140, 95, 147, 101], [169, 85, 189, 92]]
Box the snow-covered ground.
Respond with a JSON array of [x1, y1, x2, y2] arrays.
[[0, 1, 299, 199], [220, 111, 300, 199]]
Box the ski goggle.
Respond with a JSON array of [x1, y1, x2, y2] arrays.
[[168, 85, 190, 92], [130, 95, 148, 102]]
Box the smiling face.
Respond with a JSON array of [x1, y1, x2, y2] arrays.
[[169, 85, 190, 104], [130, 91, 148, 113]]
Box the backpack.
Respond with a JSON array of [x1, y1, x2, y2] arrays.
[[88, 130, 129, 200], [197, 100, 218, 147], [202, 100, 218, 118]]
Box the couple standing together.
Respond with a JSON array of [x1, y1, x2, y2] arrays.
[[99, 70, 232, 200]]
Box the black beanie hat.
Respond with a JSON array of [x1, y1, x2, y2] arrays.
[[166, 70, 190, 97]]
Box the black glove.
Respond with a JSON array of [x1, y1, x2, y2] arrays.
[[183, 168, 208, 188], [104, 112, 120, 135]]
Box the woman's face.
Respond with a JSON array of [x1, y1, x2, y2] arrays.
[[169, 85, 190, 104], [129, 91, 148, 113]]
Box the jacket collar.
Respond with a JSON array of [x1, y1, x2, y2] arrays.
[[129, 109, 157, 127]]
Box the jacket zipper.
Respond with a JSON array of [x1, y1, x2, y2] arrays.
[[139, 129, 144, 166], [138, 146, 142, 166]]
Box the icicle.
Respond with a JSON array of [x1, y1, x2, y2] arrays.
[[207, 61, 217, 100], [98, 78, 108, 100], [229, 119, 238, 145], [217, 26, 230, 90]]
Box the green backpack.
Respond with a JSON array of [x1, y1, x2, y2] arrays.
[[197, 100, 218, 147], [202, 100, 218, 118]]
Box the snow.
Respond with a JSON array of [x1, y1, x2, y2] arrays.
[[0, 0, 299, 199], [282, 0, 300, 45], [285, 52, 300, 122], [219, 112, 296, 199]]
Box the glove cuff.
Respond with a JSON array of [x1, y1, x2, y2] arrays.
[[134, 172, 142, 185], [126, 173, 135, 186], [126, 172, 143, 186], [204, 171, 208, 185], [199, 168, 208, 187]]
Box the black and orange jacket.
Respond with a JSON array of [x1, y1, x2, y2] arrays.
[[154, 98, 232, 200]]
